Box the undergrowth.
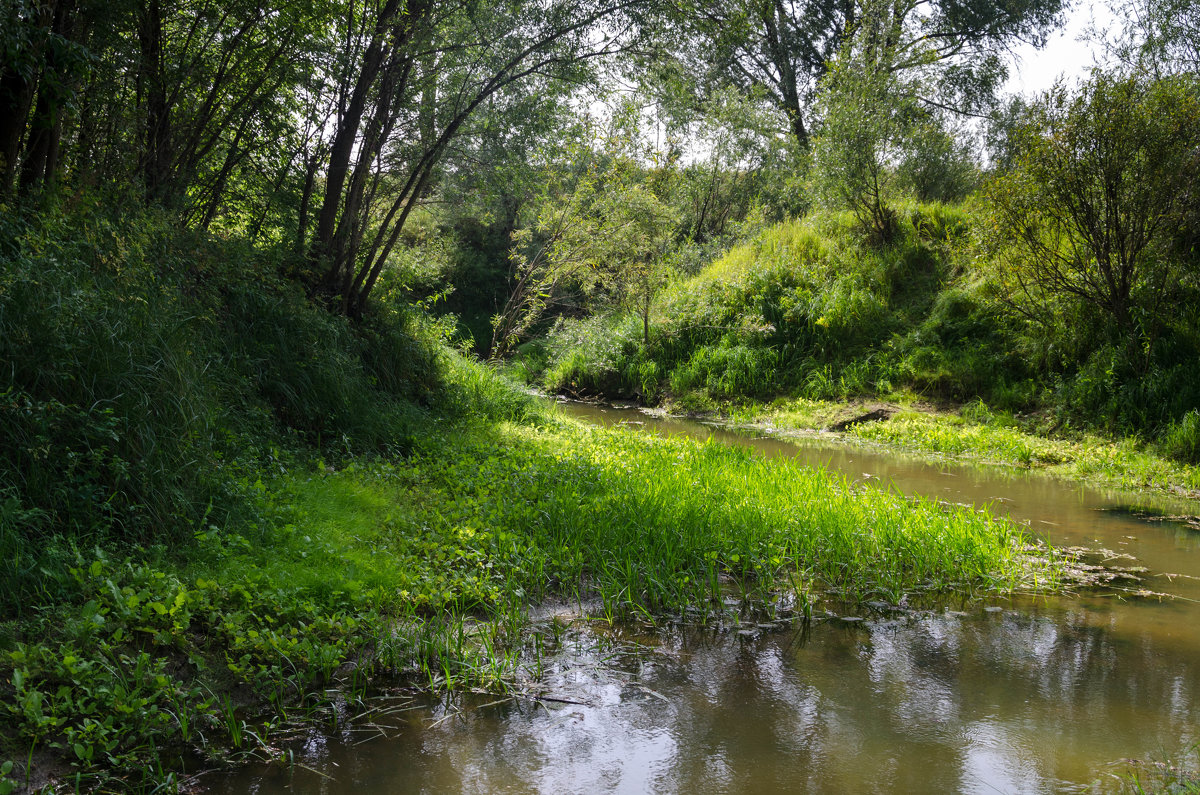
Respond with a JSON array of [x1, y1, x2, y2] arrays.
[[0, 201, 1063, 792]]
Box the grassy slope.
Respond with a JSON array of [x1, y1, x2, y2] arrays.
[[527, 204, 1200, 497]]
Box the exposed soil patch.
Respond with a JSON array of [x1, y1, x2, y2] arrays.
[[824, 402, 903, 431]]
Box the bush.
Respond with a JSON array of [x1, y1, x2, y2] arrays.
[[1055, 341, 1200, 436], [0, 202, 456, 615], [221, 285, 442, 451], [541, 314, 643, 397], [0, 206, 250, 612], [669, 344, 779, 400], [983, 72, 1200, 340], [1160, 411, 1200, 464]]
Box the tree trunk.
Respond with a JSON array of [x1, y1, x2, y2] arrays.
[[19, 0, 77, 194], [138, 0, 172, 202], [296, 149, 321, 255], [310, 0, 407, 273], [0, 1, 58, 193]]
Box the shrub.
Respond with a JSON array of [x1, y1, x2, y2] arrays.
[[1160, 411, 1200, 464], [0, 202, 456, 615], [541, 314, 642, 397], [669, 344, 779, 400]]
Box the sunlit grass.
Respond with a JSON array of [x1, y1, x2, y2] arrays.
[[735, 397, 1200, 494], [237, 412, 1055, 624]]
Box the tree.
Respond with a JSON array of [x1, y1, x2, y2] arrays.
[[808, 12, 914, 246], [982, 72, 1200, 341], [1100, 0, 1200, 77], [490, 144, 678, 357], [808, 0, 970, 245], [896, 117, 979, 202], [648, 80, 806, 241], [1, 0, 92, 194], [657, 0, 1066, 150], [304, 0, 646, 318]]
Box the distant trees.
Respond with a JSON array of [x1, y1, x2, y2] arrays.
[[658, 0, 1067, 149], [807, 0, 982, 245], [808, 0, 914, 246], [490, 129, 677, 358], [983, 72, 1200, 340]]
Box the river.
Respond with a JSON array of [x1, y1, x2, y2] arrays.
[[212, 403, 1200, 793]]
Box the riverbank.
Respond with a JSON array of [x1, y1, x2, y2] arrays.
[[522, 205, 1200, 478], [0, 375, 1063, 792], [656, 395, 1200, 500]]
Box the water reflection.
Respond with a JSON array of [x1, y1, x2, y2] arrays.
[[213, 405, 1200, 794], [214, 600, 1200, 794]]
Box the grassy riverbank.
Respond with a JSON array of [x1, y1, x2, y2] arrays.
[[512, 204, 1200, 500], [713, 397, 1200, 497], [0, 361, 1059, 792]]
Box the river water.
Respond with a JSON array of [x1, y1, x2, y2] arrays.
[[213, 404, 1200, 794]]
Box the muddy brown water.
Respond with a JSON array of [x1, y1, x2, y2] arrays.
[[213, 404, 1200, 794]]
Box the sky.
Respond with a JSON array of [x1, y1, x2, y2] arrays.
[[1004, 0, 1119, 95]]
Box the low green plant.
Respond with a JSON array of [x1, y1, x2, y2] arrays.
[[1118, 746, 1200, 794]]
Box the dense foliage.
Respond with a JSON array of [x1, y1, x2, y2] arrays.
[[3, 0, 1200, 788]]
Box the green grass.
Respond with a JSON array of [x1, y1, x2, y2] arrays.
[[0, 368, 1060, 791], [730, 397, 1200, 495], [220, 407, 1054, 620], [1116, 746, 1200, 794]]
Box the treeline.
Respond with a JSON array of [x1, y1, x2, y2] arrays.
[[2, 0, 651, 315], [2, 0, 1071, 308]]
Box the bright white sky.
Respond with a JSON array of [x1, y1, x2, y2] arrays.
[[1004, 0, 1119, 95]]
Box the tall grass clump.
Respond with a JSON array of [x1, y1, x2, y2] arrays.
[[441, 350, 547, 425], [378, 418, 1055, 618], [889, 283, 1033, 406], [1158, 410, 1200, 465], [518, 424, 1049, 603], [540, 313, 645, 397], [0, 203, 242, 611], [220, 284, 444, 452]]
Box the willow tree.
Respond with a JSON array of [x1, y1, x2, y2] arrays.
[[983, 72, 1200, 340], [655, 0, 1067, 149]]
